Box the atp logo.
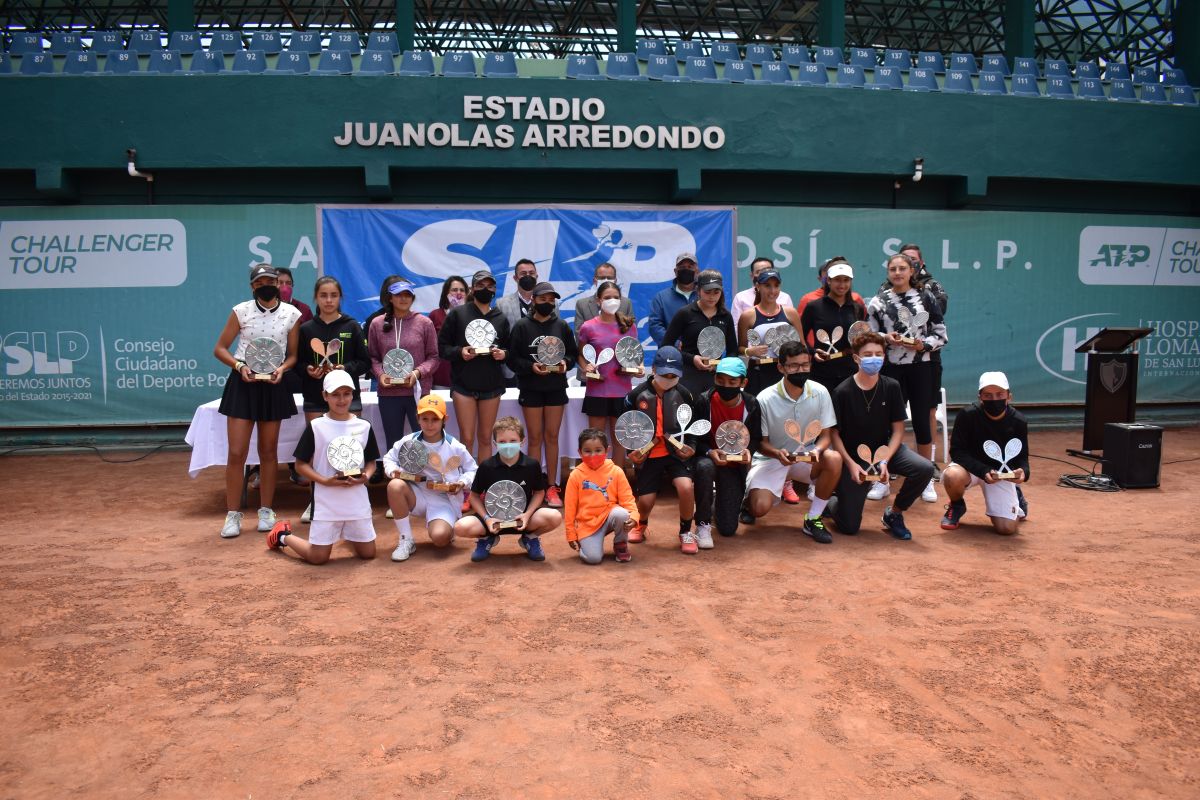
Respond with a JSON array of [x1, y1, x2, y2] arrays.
[[1088, 244, 1151, 268]]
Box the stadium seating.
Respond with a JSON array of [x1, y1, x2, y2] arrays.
[[835, 64, 865, 88], [126, 30, 162, 54], [849, 48, 877, 69], [0, 53, 13, 74], [1075, 61, 1099, 79], [1044, 59, 1070, 78], [19, 53, 54, 75], [673, 40, 703, 62], [1077, 77, 1106, 100], [1012, 73, 1041, 96], [1133, 65, 1156, 85], [228, 50, 268, 74], [866, 66, 902, 90], [883, 49, 912, 70], [186, 51, 225, 74], [754, 61, 789, 85], [565, 54, 604, 80], [1105, 63, 1131, 81], [1169, 85, 1196, 105], [1162, 67, 1188, 86], [63, 51, 98, 75], [710, 42, 739, 65], [942, 68, 974, 93], [1109, 79, 1137, 102], [359, 50, 396, 75], [167, 31, 202, 54], [441, 52, 477, 77], [483, 52, 518, 78], [265, 50, 312, 75], [248, 31, 283, 55], [311, 49, 352, 75], [328, 32, 361, 55], [605, 52, 645, 80], [1140, 84, 1167, 103], [88, 31, 123, 54], [289, 31, 323, 54], [144, 50, 183, 74], [684, 56, 720, 82], [9, 32, 45, 55], [1013, 57, 1038, 77], [104, 51, 140, 74], [209, 31, 244, 54], [398, 50, 435, 77], [636, 38, 666, 61], [781, 45, 811, 66], [723, 59, 754, 83], [981, 54, 1009, 75], [793, 62, 828, 86], [50, 32, 82, 55], [977, 70, 1007, 95], [1046, 75, 1074, 98], [916, 51, 944, 72], [646, 54, 686, 81], [744, 44, 775, 65], [905, 67, 938, 91], [949, 53, 977, 74], [813, 47, 843, 68], [367, 32, 400, 55]]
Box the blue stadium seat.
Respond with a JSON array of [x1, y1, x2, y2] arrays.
[[328, 32, 361, 56], [674, 40, 703, 62], [359, 49, 396, 75], [248, 31, 283, 55], [366, 32, 400, 54], [1077, 77, 1106, 99], [977, 70, 1007, 95], [1012, 73, 1041, 96], [0, 53, 12, 74], [981, 54, 1009, 75], [792, 62, 828, 86], [849, 48, 877, 69], [1105, 63, 1131, 81], [51, 33, 83, 55], [103, 51, 140, 74], [1046, 75, 1075, 98], [835, 64, 865, 88], [265, 50, 311, 75], [145, 50, 183, 74], [905, 67, 938, 91], [89, 31, 123, 54], [1075, 61, 1099, 79], [1169, 85, 1197, 105], [127, 30, 161, 53], [1044, 59, 1070, 78], [723, 59, 754, 83], [605, 52, 645, 80], [288, 30, 322, 54], [942, 68, 973, 93], [398, 50, 435, 76], [636, 38, 666, 61], [1132, 65, 1156, 85], [646, 54, 686, 81], [1162, 67, 1188, 87], [916, 51, 944, 73], [813, 47, 842, 68], [866, 65, 902, 90], [1139, 83, 1167, 104], [753, 61, 789, 84], [167, 31, 202, 54], [228, 49, 267, 74], [949, 53, 977, 74], [1109, 78, 1136, 102], [483, 52, 518, 78], [186, 50, 225, 74], [710, 42, 739, 64], [311, 49, 352, 75], [441, 52, 477, 77], [684, 56, 720, 82], [19, 52, 55, 75], [565, 54, 604, 80], [744, 44, 775, 65], [63, 51, 97, 75], [209, 31, 244, 54], [883, 49, 911, 70], [781, 44, 811, 66], [1013, 57, 1038, 77], [10, 32, 45, 55]]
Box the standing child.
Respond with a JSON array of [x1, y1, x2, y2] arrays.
[[382, 394, 477, 561], [456, 416, 563, 562], [266, 371, 379, 564], [576, 279, 639, 469], [564, 428, 639, 564]]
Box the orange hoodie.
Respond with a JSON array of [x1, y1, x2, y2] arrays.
[[563, 459, 639, 543]]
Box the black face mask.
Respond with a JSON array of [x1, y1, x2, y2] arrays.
[[715, 385, 741, 402], [534, 301, 556, 317], [473, 288, 495, 304], [982, 398, 1008, 417], [518, 275, 537, 292], [675, 269, 696, 285], [786, 372, 809, 389], [254, 285, 280, 302]]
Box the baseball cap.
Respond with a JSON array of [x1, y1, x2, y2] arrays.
[[249, 264, 278, 281], [755, 269, 782, 285], [978, 371, 1010, 391], [675, 253, 697, 266], [652, 346, 684, 377], [696, 273, 723, 291], [827, 263, 854, 280], [471, 269, 495, 286], [322, 371, 355, 393], [531, 281, 560, 299], [388, 280, 416, 296], [715, 357, 747, 378], [416, 393, 447, 419]]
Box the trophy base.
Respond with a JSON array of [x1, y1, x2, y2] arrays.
[[633, 441, 655, 457], [495, 519, 521, 530], [470, 347, 492, 355], [826, 351, 845, 360], [701, 358, 719, 369], [585, 371, 601, 381], [427, 481, 456, 493], [863, 474, 883, 482], [253, 373, 273, 381], [724, 452, 748, 463], [542, 365, 563, 373], [618, 367, 645, 377], [750, 357, 775, 367], [336, 469, 362, 479], [393, 472, 424, 482], [899, 336, 917, 346], [995, 470, 1017, 481], [384, 373, 411, 385], [793, 452, 817, 463]]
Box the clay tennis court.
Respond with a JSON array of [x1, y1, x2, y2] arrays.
[[2, 426, 1198, 798]]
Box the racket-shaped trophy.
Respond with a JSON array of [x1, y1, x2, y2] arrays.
[[615, 410, 656, 457], [667, 403, 712, 450], [465, 318, 498, 355], [383, 347, 415, 386], [896, 306, 930, 346], [391, 440, 428, 482], [311, 337, 342, 370], [855, 444, 890, 481], [426, 452, 462, 493], [696, 326, 726, 369], [816, 326, 845, 359], [484, 479, 527, 532], [783, 418, 824, 462], [983, 438, 1023, 481], [244, 337, 285, 381], [714, 420, 751, 464], [580, 343, 614, 381], [746, 329, 771, 366], [614, 336, 644, 377], [536, 335, 567, 374], [326, 434, 365, 479], [846, 320, 872, 348]]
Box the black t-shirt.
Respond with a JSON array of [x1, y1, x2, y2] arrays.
[[831, 374, 907, 455], [950, 403, 1031, 480], [470, 452, 547, 506]]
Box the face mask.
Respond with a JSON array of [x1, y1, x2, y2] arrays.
[[279, 285, 293, 303], [473, 288, 495, 304], [448, 293, 465, 308], [653, 374, 679, 391], [534, 301, 556, 317], [675, 269, 696, 285], [982, 398, 1008, 417], [786, 372, 808, 389], [600, 298, 621, 315], [582, 453, 607, 470], [518, 275, 537, 292], [496, 442, 522, 460], [254, 285, 280, 302], [715, 385, 741, 402], [858, 356, 884, 376]]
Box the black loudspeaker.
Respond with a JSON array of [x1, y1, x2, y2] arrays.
[[1102, 423, 1162, 489]]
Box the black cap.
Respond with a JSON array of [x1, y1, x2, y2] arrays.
[[697, 273, 723, 290], [531, 281, 560, 299], [471, 269, 495, 285], [249, 264, 278, 281], [755, 269, 782, 284]]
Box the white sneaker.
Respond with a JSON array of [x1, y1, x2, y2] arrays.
[[806, 482, 816, 501], [220, 510, 243, 538], [921, 479, 938, 503], [696, 522, 714, 550], [300, 503, 312, 524], [257, 507, 276, 532], [386, 508, 394, 519], [867, 480, 890, 501], [391, 537, 416, 562]]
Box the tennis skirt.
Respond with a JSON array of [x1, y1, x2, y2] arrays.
[[218, 368, 297, 422]]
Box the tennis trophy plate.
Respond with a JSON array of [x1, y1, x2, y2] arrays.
[[245, 337, 285, 382], [484, 480, 527, 531]]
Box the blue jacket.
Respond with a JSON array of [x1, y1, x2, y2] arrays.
[[649, 284, 695, 345]]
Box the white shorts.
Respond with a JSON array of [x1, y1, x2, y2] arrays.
[[746, 458, 814, 506], [958, 467, 1024, 521], [410, 484, 463, 526], [309, 518, 377, 546]]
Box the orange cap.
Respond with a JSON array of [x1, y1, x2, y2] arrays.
[[416, 393, 447, 419]]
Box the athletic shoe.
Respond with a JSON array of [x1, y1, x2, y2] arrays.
[[882, 506, 912, 540], [471, 534, 499, 562], [781, 481, 801, 505], [257, 507, 276, 532], [628, 523, 647, 544], [803, 515, 833, 544], [391, 537, 415, 562], [519, 534, 545, 561], [867, 480, 890, 501], [806, 482, 816, 501], [739, 507, 755, 526], [695, 522, 714, 550], [1016, 486, 1029, 520], [265, 520, 290, 550], [613, 540, 632, 563], [940, 499, 967, 530], [544, 485, 563, 509], [386, 508, 394, 519], [220, 510, 243, 539], [300, 503, 312, 524], [679, 529, 699, 555], [921, 480, 938, 503]]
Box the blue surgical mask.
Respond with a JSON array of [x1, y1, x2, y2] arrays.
[[859, 356, 884, 376], [496, 442, 522, 460]]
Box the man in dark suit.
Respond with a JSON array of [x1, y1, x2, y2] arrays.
[[573, 262, 633, 332]]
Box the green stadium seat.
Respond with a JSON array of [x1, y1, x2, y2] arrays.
[[398, 50, 435, 76], [636, 39, 666, 61], [167, 31, 203, 55], [265, 50, 311, 75], [605, 52, 645, 80], [1046, 75, 1074, 98], [1139, 83, 1167, 103], [647, 54, 687, 81], [228, 49, 267, 74], [883, 49, 911, 70], [905, 67, 938, 91], [1012, 73, 1040, 96], [249, 31, 283, 55], [710, 42, 739, 65], [814, 47, 842, 68], [63, 51, 98, 74], [792, 62, 828, 86], [753, 61, 789, 84], [359, 49, 396, 75], [723, 59, 754, 83], [674, 40, 703, 62], [103, 51, 140, 74], [51, 33, 83, 55], [10, 32, 45, 55], [781, 45, 811, 66], [483, 52, 518, 78], [19, 52, 55, 75], [977, 70, 1007, 95], [744, 44, 775, 65], [311, 49, 352, 75], [866, 65, 902, 90], [1109, 78, 1136, 102], [209, 31, 244, 54], [367, 32, 400, 55], [1078, 77, 1106, 99], [89, 31, 124, 55], [288, 31, 322, 55], [186, 51, 225, 74], [565, 54, 604, 80], [849, 48, 877, 69], [981, 54, 1009, 75], [916, 51, 944, 73], [949, 53, 977, 74], [128, 30, 162, 53], [684, 56, 720, 82], [1013, 57, 1038, 77], [1163, 67, 1188, 87], [943, 68, 974, 93], [328, 32, 361, 56], [835, 64, 865, 88]]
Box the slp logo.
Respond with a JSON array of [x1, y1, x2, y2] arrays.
[[2, 331, 89, 375], [1088, 244, 1150, 268]]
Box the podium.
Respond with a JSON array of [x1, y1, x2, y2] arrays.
[[1068, 327, 1152, 456]]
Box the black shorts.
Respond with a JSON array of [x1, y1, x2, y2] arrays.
[[451, 385, 505, 401], [582, 395, 625, 418], [518, 387, 568, 408], [634, 455, 692, 496], [218, 369, 297, 422]]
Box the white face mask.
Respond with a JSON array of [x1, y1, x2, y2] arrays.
[[600, 298, 621, 315]]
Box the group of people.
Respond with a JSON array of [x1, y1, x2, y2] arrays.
[[212, 243, 1030, 565]]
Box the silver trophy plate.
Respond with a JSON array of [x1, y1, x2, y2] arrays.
[[383, 348, 415, 381], [696, 326, 726, 362], [484, 479, 527, 529], [326, 435, 365, 476], [715, 420, 750, 456], [615, 410, 655, 452], [245, 337, 285, 378], [394, 440, 429, 478], [614, 336, 644, 371], [536, 335, 566, 369], [465, 318, 498, 352], [983, 438, 1023, 479]]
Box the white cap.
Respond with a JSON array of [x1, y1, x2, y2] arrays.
[[323, 370, 355, 393], [827, 263, 854, 279], [978, 371, 1010, 391]]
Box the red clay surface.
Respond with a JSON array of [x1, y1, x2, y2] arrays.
[[1, 427, 1198, 799]]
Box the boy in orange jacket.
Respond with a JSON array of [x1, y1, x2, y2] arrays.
[[564, 428, 639, 564]]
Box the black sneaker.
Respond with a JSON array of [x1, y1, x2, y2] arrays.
[[940, 499, 967, 530], [882, 507, 912, 540], [803, 516, 833, 544], [1016, 486, 1028, 520], [739, 505, 755, 526]]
